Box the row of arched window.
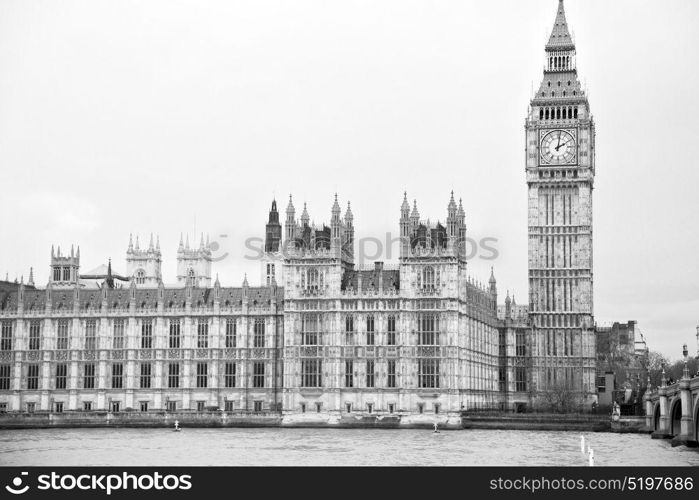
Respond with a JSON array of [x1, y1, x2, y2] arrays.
[[539, 106, 578, 121], [549, 55, 571, 71]]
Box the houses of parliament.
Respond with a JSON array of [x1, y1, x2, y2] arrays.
[[0, 1, 599, 424]]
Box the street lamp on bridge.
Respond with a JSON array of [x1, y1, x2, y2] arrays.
[[682, 343, 689, 380]]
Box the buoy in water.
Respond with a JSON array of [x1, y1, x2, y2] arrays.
[[588, 448, 594, 467], [174, 420, 181, 432], [433, 423, 440, 434], [580, 435, 585, 453]]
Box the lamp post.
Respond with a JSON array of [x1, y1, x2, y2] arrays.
[[682, 343, 689, 380]]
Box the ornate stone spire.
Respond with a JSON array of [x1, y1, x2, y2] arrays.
[[546, 0, 574, 50], [28, 267, 34, 287], [301, 202, 310, 226], [448, 191, 457, 213], [332, 193, 341, 214], [344, 201, 353, 223]]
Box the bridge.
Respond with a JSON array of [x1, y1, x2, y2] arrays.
[[644, 367, 699, 447]]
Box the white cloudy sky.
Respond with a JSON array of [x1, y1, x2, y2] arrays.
[[1, 0, 698, 359]]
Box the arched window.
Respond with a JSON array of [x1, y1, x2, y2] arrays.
[[547, 81, 551, 88], [557, 81, 561, 87], [566, 56, 569, 68], [545, 109, 549, 120], [556, 108, 561, 119], [306, 268, 320, 291], [539, 109, 544, 120], [562, 108, 567, 119], [422, 266, 435, 290], [135, 269, 146, 285], [574, 107, 578, 118], [187, 268, 196, 284]]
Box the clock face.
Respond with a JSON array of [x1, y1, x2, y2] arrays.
[[540, 129, 577, 165]]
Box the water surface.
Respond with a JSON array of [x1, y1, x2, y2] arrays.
[[0, 428, 697, 466]]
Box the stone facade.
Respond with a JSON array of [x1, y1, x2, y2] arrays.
[[525, 0, 597, 405], [0, 1, 605, 421]]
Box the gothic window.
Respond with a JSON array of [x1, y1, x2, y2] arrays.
[[0, 322, 12, 351], [387, 315, 396, 345], [252, 362, 265, 388], [301, 359, 321, 387], [366, 360, 375, 388], [225, 318, 236, 348], [545, 109, 549, 120], [563, 108, 567, 119], [169, 319, 181, 348], [27, 364, 39, 390], [29, 321, 41, 350], [557, 81, 561, 87], [187, 268, 196, 284], [515, 367, 527, 392], [83, 363, 95, 389], [417, 314, 439, 345], [556, 108, 561, 119], [62, 267, 71, 281], [305, 268, 322, 291], [141, 319, 153, 349], [551, 91, 555, 97], [563, 91, 566, 97], [539, 109, 543, 120], [366, 315, 375, 345], [56, 320, 70, 350], [302, 314, 318, 345], [168, 363, 180, 388], [110, 363, 123, 389], [55, 363, 68, 389], [196, 362, 208, 388], [225, 362, 236, 388], [418, 359, 439, 388], [85, 319, 97, 350], [53, 267, 61, 281], [140, 362, 152, 389], [574, 107, 578, 118], [345, 360, 354, 387], [135, 269, 146, 285], [113, 319, 125, 349], [253, 318, 265, 348], [422, 266, 435, 290], [387, 360, 396, 388], [197, 318, 209, 348]]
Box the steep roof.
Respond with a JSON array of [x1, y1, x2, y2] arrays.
[[546, 0, 574, 50]]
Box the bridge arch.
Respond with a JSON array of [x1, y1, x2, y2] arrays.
[[669, 397, 682, 436], [653, 401, 661, 431], [694, 395, 699, 442]]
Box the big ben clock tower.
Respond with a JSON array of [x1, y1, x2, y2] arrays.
[[526, 0, 596, 403]]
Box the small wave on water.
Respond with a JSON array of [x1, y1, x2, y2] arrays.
[[0, 428, 697, 467]]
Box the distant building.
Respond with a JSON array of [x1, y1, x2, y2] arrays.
[[595, 321, 648, 407]]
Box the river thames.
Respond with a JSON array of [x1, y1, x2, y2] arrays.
[[0, 428, 698, 466]]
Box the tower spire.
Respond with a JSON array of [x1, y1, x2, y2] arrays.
[[546, 0, 574, 50]]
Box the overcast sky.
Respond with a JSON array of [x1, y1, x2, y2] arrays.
[[1, 0, 698, 360]]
